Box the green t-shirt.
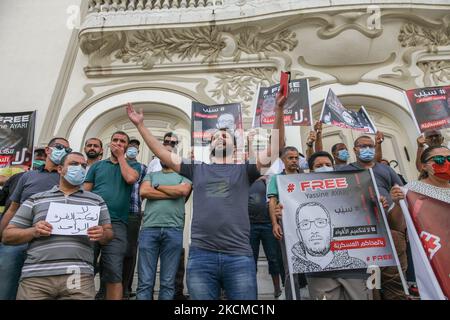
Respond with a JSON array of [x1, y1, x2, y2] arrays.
[[85, 158, 141, 224], [267, 173, 284, 199], [142, 171, 191, 228]]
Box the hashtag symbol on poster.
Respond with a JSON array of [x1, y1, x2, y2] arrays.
[[287, 183, 295, 193]]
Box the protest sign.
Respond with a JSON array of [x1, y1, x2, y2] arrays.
[[191, 102, 244, 163], [0, 111, 36, 169], [252, 79, 312, 128], [45, 203, 100, 236], [404, 86, 450, 133], [320, 89, 377, 134]]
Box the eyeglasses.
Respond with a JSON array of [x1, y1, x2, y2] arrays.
[[163, 140, 178, 147], [425, 155, 450, 165], [52, 143, 72, 153], [298, 218, 328, 230]]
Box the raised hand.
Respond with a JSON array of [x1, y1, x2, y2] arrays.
[[417, 134, 425, 147], [126, 102, 144, 126], [307, 131, 317, 145], [376, 131, 384, 145], [314, 120, 322, 133], [276, 85, 288, 109]]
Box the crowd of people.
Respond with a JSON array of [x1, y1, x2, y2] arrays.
[[0, 89, 448, 300]]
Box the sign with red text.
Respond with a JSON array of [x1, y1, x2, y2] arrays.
[[252, 79, 312, 128], [0, 111, 36, 172], [404, 86, 450, 133], [277, 169, 398, 274]]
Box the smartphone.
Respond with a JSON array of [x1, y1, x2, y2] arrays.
[[280, 71, 291, 98]]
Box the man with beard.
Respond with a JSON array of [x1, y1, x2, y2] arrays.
[[292, 202, 366, 273], [84, 138, 103, 170], [126, 88, 286, 300]]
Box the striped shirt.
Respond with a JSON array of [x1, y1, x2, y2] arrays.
[[129, 162, 147, 215], [10, 186, 111, 279]]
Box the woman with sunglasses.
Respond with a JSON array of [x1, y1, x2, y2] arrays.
[[389, 145, 450, 299]]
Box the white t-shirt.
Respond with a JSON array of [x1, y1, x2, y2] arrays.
[[147, 158, 162, 174]]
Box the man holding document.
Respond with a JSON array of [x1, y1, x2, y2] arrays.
[[2, 152, 113, 300]]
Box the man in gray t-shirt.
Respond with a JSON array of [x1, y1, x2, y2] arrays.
[[127, 91, 286, 300]]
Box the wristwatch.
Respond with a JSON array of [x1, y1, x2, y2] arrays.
[[153, 183, 160, 189]]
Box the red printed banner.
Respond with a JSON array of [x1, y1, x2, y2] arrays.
[[331, 238, 386, 251]]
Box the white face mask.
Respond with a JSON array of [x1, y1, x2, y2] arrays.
[[314, 165, 334, 173]]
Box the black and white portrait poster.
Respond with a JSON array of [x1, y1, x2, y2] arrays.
[[320, 89, 377, 134], [191, 102, 244, 163], [0, 111, 36, 169], [252, 79, 312, 128], [277, 170, 400, 278], [404, 85, 450, 133]]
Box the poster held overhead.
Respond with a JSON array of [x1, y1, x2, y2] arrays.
[[191, 101, 244, 163], [320, 89, 377, 134], [252, 79, 312, 129], [404, 85, 450, 134], [0, 111, 36, 178]]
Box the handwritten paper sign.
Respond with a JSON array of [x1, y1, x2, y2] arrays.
[[45, 203, 100, 236]]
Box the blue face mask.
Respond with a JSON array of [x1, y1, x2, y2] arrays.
[[64, 165, 86, 186], [337, 149, 350, 162], [314, 165, 334, 173], [359, 147, 375, 162], [126, 147, 138, 159], [50, 148, 67, 165]]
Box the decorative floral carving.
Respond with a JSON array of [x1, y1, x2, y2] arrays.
[[417, 60, 450, 86], [398, 23, 450, 52], [209, 67, 276, 115], [234, 28, 298, 62], [109, 26, 297, 68], [114, 27, 226, 69]]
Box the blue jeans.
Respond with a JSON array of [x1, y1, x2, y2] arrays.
[[136, 227, 183, 300], [0, 243, 27, 300], [187, 246, 257, 300], [250, 223, 284, 279]]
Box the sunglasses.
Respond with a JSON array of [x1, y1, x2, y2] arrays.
[[52, 143, 72, 153], [163, 140, 178, 147], [425, 155, 450, 165]]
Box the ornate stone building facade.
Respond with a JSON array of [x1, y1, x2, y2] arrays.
[[1, 0, 449, 297]]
